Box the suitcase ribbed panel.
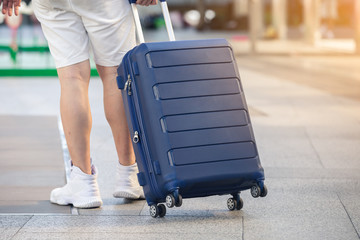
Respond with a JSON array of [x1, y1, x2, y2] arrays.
[[169, 142, 257, 166], [160, 94, 246, 116], [147, 47, 233, 67], [153, 78, 240, 100], [161, 110, 249, 132], [153, 63, 237, 83], [167, 126, 253, 149]]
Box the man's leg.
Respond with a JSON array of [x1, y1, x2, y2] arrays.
[[57, 60, 92, 174], [50, 60, 102, 208], [96, 65, 143, 199], [96, 65, 135, 166]]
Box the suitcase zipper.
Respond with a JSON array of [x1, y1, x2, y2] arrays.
[[133, 131, 140, 143], [124, 74, 132, 96], [123, 53, 163, 200]]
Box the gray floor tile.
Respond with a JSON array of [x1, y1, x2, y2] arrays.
[[0, 186, 57, 201], [309, 137, 360, 169], [338, 194, 360, 238], [253, 126, 324, 169], [259, 178, 360, 197], [12, 232, 241, 240], [0, 79, 60, 116], [19, 215, 242, 235], [240, 190, 346, 220], [243, 217, 359, 240], [265, 167, 360, 179], [0, 168, 64, 187], [0, 115, 66, 213], [0, 215, 32, 240], [0, 200, 70, 214], [78, 198, 145, 216]]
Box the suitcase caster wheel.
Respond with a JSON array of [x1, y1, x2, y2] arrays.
[[175, 194, 183, 207], [236, 197, 244, 210], [158, 204, 166, 218], [227, 198, 237, 211], [251, 185, 261, 198], [150, 204, 166, 218], [166, 194, 176, 208], [150, 205, 159, 218], [260, 185, 268, 197]]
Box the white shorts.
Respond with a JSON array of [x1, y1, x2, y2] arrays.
[[33, 0, 136, 68]]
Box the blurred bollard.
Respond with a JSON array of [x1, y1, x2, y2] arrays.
[[303, 0, 321, 45], [355, 0, 360, 54], [248, 0, 262, 53], [272, 0, 287, 40], [196, 0, 206, 30]]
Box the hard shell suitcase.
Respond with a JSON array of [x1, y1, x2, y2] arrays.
[[117, 0, 267, 218]]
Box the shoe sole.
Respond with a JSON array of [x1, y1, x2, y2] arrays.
[[51, 196, 103, 209], [113, 190, 145, 200], [73, 199, 103, 208]]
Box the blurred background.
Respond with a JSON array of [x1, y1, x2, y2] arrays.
[[0, 0, 359, 76]]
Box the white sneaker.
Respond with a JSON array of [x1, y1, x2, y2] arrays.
[[50, 165, 103, 208], [113, 162, 145, 199]]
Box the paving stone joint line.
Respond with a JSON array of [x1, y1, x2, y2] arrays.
[[241, 216, 245, 240], [337, 193, 360, 239], [304, 128, 325, 169], [10, 215, 33, 240]]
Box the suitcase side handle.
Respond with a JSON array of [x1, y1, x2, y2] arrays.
[[129, 0, 167, 2], [129, 0, 175, 44]]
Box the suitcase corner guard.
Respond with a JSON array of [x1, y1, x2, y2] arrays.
[[137, 172, 146, 186]]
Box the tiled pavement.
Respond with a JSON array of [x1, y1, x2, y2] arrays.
[[0, 45, 360, 239]]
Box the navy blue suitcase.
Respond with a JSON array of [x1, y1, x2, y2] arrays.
[[116, 1, 267, 218]]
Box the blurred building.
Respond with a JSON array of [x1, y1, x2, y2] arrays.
[[165, 0, 359, 52], [1, 0, 359, 52]]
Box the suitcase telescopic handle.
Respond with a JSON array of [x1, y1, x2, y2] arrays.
[[129, 0, 176, 43]]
